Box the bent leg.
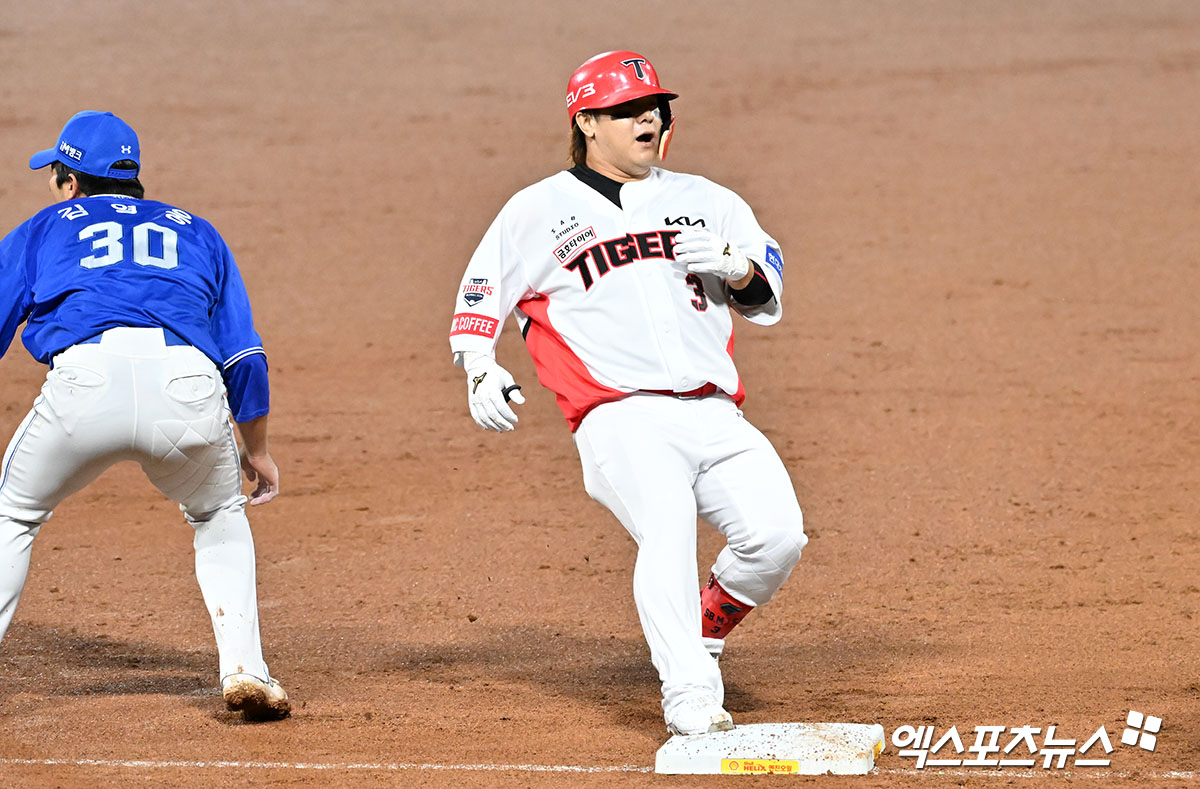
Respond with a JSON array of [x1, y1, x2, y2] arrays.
[[695, 417, 807, 609], [0, 518, 40, 642], [139, 350, 272, 683], [0, 384, 122, 643]]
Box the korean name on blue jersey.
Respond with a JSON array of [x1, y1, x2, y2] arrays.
[[0, 192, 267, 421]]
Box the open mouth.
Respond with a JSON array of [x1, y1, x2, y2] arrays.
[[636, 132, 655, 144]]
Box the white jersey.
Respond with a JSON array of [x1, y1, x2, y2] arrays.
[[449, 167, 785, 430]]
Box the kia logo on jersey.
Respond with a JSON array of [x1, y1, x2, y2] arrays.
[[664, 216, 706, 228]]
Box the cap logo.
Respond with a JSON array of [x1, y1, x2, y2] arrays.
[[620, 57, 648, 80], [121, 145, 132, 154], [566, 82, 596, 107], [58, 140, 85, 162]]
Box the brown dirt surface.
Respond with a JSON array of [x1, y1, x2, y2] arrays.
[[1, 1, 1197, 786]]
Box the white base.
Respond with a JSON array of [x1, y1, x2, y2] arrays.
[[655, 722, 885, 775]]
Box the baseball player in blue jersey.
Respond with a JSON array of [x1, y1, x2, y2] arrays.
[[0, 111, 289, 721]]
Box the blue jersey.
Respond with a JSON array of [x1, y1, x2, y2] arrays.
[[0, 195, 268, 421]]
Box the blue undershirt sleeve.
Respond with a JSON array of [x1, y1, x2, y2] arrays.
[[0, 223, 33, 361], [224, 352, 269, 423]]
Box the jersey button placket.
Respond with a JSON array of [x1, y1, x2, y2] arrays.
[[627, 186, 689, 390]]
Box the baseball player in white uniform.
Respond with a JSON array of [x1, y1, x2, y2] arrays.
[[0, 111, 289, 721], [450, 52, 807, 735]]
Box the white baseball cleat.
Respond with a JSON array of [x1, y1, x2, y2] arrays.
[[221, 673, 291, 721], [667, 693, 735, 736]]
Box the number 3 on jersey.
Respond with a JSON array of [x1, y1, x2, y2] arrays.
[[685, 273, 708, 312], [79, 221, 179, 270]]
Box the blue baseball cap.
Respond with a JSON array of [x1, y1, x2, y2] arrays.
[[28, 111, 141, 180]]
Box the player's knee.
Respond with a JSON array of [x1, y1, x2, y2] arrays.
[[0, 499, 51, 531], [766, 525, 807, 569], [738, 512, 806, 568], [785, 507, 808, 556], [182, 495, 247, 527]]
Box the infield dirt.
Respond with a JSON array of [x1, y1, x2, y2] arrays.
[[1, 1, 1197, 786]]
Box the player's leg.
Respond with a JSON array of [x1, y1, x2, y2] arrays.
[[134, 344, 281, 712], [0, 353, 129, 642], [692, 397, 807, 650], [574, 395, 727, 732], [0, 405, 49, 642]]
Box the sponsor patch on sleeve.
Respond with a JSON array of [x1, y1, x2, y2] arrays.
[[449, 312, 499, 338], [764, 245, 784, 276], [461, 277, 494, 307]]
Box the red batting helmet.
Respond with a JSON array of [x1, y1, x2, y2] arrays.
[[565, 51, 678, 125]]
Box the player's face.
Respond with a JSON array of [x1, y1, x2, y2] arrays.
[[47, 170, 63, 200], [47, 170, 79, 202], [582, 96, 663, 182]]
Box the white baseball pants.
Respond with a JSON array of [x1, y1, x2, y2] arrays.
[[574, 393, 806, 723], [0, 328, 271, 683]]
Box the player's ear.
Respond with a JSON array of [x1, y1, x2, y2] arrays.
[[575, 112, 596, 139], [64, 173, 83, 199]]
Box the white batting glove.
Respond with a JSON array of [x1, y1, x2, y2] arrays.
[[463, 353, 526, 432], [673, 228, 751, 282]]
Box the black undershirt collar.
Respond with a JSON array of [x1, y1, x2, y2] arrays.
[[568, 164, 625, 208]]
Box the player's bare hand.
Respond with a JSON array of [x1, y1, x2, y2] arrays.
[[464, 354, 526, 432], [673, 228, 751, 283], [241, 449, 280, 505]]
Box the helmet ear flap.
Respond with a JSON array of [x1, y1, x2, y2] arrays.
[[658, 97, 676, 161], [659, 124, 675, 161]]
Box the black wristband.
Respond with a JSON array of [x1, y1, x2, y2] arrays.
[[729, 261, 774, 306]]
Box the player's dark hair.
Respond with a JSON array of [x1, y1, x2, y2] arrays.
[[569, 115, 590, 167], [52, 160, 144, 199]]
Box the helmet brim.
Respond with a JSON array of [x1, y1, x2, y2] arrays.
[[571, 88, 678, 124], [28, 148, 58, 170]]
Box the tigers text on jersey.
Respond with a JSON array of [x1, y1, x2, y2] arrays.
[[449, 167, 785, 430], [0, 195, 264, 372]]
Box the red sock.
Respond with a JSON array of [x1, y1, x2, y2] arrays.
[[700, 574, 754, 638]]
